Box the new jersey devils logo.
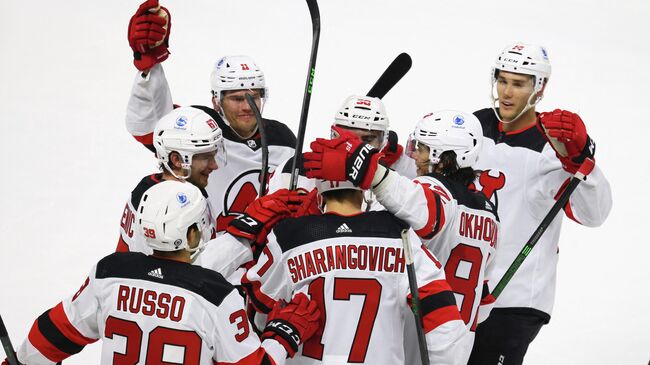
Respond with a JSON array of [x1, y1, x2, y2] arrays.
[[216, 169, 261, 232], [470, 170, 506, 209]]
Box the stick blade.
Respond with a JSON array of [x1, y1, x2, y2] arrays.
[[367, 52, 412, 99]]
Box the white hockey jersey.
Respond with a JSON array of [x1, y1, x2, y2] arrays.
[[471, 108, 612, 318], [242, 211, 468, 365], [373, 170, 499, 330], [125, 64, 296, 234], [15, 252, 288, 365]]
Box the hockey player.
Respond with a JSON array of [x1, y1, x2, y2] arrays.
[[302, 110, 500, 363], [126, 0, 296, 234], [117, 106, 225, 254], [241, 179, 468, 364], [268, 95, 415, 210], [3, 180, 321, 365], [464, 43, 613, 364]]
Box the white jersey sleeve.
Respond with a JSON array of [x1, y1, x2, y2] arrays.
[[194, 232, 254, 285], [125, 64, 173, 144]]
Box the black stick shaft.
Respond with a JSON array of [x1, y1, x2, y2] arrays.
[[492, 159, 594, 298], [401, 230, 430, 365], [289, 0, 320, 190], [367, 53, 412, 99], [246, 94, 268, 197], [0, 315, 19, 365]]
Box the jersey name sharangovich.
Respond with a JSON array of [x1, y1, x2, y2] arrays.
[[471, 108, 612, 319], [15, 252, 288, 365], [242, 211, 468, 365]]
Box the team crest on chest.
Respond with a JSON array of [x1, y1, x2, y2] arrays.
[[247, 139, 257, 149]]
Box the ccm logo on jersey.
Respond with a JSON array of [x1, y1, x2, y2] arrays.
[[348, 144, 374, 181], [117, 285, 186, 322]]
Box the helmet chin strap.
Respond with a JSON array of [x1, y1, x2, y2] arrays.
[[490, 85, 544, 125], [217, 90, 265, 140], [162, 162, 192, 180]]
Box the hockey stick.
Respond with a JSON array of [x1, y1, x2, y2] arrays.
[[491, 158, 595, 299], [246, 94, 269, 198], [367, 53, 412, 99], [289, 0, 320, 190], [401, 229, 430, 365], [0, 314, 19, 365]]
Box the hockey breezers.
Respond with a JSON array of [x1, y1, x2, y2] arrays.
[[401, 229, 430, 365], [367, 53, 412, 99], [289, 0, 321, 190], [246, 94, 269, 198], [491, 158, 596, 299], [0, 314, 19, 365]]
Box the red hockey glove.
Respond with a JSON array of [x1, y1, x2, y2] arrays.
[[304, 127, 384, 189], [261, 293, 320, 358], [289, 188, 321, 217], [127, 0, 171, 71], [379, 130, 404, 167], [226, 190, 293, 247], [538, 109, 596, 174]]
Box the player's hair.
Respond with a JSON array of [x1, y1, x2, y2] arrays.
[[322, 189, 363, 205], [437, 151, 478, 187]]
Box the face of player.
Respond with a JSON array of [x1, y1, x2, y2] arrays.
[[412, 143, 431, 176], [333, 126, 384, 148], [218, 89, 264, 138], [186, 151, 220, 189], [495, 71, 536, 122]]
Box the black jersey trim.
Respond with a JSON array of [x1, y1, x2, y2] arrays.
[[130, 174, 164, 209], [272, 211, 409, 252], [473, 108, 546, 153], [419, 290, 457, 316], [280, 155, 306, 176], [191, 105, 296, 149], [37, 310, 85, 355], [425, 173, 499, 220], [95, 252, 234, 308]]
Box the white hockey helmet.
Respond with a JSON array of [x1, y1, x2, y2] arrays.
[[210, 55, 267, 103], [153, 107, 227, 180], [137, 180, 212, 254], [491, 43, 552, 122], [406, 110, 483, 170], [333, 95, 389, 148]]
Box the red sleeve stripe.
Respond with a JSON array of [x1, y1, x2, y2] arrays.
[[49, 303, 97, 346], [414, 186, 445, 239], [407, 279, 462, 333], [133, 132, 153, 147], [240, 275, 276, 314], [554, 178, 581, 224], [115, 236, 129, 252], [215, 347, 276, 365]]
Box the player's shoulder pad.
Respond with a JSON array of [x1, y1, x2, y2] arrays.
[[96, 252, 235, 307], [261, 118, 297, 148], [272, 211, 409, 252], [424, 172, 499, 220], [131, 173, 164, 209]]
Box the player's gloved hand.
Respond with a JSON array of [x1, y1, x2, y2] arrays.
[[379, 130, 404, 167], [289, 188, 321, 217], [304, 126, 384, 189], [538, 109, 596, 174], [226, 189, 293, 246], [261, 293, 321, 358], [127, 0, 171, 71]]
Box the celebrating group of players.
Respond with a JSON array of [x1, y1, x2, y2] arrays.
[[4, 1, 612, 364]]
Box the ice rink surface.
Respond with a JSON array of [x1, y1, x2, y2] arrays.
[[1, 0, 649, 363]]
